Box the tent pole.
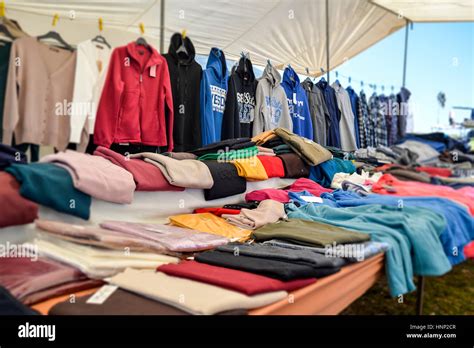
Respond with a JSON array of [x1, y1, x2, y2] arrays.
[[160, 0, 166, 53], [325, 0, 330, 83], [416, 276, 425, 315], [402, 19, 409, 88]]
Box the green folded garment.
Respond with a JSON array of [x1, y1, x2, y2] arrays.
[[252, 218, 370, 247], [272, 144, 293, 155], [5, 163, 91, 219], [198, 146, 258, 161]]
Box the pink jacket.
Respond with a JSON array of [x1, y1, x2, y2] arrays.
[[94, 42, 174, 150]]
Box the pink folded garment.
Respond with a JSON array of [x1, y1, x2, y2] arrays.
[[0, 256, 86, 301], [100, 221, 229, 252], [93, 146, 184, 192], [40, 150, 136, 204], [35, 219, 174, 254], [257, 146, 276, 156], [245, 178, 332, 203]]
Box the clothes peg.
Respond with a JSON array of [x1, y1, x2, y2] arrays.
[[267, 59, 272, 67], [98, 17, 103, 32], [139, 22, 145, 35], [320, 67, 325, 74], [348, 76, 352, 84], [0, 1, 5, 17], [52, 13, 59, 27], [305, 67, 310, 75], [181, 29, 187, 39], [335, 71, 339, 78], [361, 81, 364, 88], [391, 85, 394, 92], [382, 85, 385, 92]]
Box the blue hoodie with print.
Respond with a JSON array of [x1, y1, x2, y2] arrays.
[[281, 66, 313, 139], [200, 48, 229, 145]]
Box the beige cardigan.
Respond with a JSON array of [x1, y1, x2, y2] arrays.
[[3, 37, 77, 150]]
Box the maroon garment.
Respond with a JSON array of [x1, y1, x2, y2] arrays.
[[158, 260, 316, 295], [0, 172, 38, 227], [245, 177, 332, 203], [257, 155, 285, 178], [0, 257, 86, 301], [94, 146, 184, 191], [193, 207, 241, 217]]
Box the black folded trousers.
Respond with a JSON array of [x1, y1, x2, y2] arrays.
[[202, 161, 247, 201], [195, 250, 340, 281]]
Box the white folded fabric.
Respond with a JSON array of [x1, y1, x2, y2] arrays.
[[107, 268, 287, 315], [27, 236, 179, 279]]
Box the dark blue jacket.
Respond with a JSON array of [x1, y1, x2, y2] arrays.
[[316, 79, 341, 148]]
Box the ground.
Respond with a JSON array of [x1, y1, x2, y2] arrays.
[[342, 259, 474, 315]]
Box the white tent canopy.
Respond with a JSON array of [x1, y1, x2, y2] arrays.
[[5, 0, 473, 75]]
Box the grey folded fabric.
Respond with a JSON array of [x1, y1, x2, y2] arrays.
[[217, 242, 346, 268], [162, 152, 198, 160], [223, 199, 285, 230], [130, 152, 214, 189]]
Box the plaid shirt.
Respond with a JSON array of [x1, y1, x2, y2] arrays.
[[369, 93, 388, 147], [358, 91, 370, 148]]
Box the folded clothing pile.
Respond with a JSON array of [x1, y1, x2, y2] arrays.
[[222, 199, 286, 230], [0, 144, 27, 169], [309, 158, 356, 188], [201, 160, 247, 200]]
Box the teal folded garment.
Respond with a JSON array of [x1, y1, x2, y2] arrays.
[[309, 158, 356, 188], [5, 163, 91, 220], [272, 144, 293, 155], [286, 203, 451, 297], [198, 146, 258, 161]]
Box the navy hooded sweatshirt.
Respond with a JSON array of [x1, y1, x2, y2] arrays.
[[200, 48, 229, 145], [281, 66, 313, 139]]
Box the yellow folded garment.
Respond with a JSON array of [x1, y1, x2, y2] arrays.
[[251, 130, 276, 145], [232, 157, 268, 181], [169, 213, 251, 242]]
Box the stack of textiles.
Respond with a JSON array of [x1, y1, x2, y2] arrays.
[[0, 256, 102, 305], [222, 199, 286, 230], [201, 160, 247, 200], [309, 158, 356, 188]]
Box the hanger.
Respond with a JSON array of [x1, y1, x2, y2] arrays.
[[136, 22, 148, 47], [92, 17, 111, 49], [240, 51, 249, 74], [37, 14, 74, 51], [176, 29, 189, 56], [267, 59, 272, 67], [319, 67, 326, 82], [334, 71, 340, 86]]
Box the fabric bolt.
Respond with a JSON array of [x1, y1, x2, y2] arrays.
[[196, 250, 340, 281], [29, 237, 179, 279], [40, 150, 135, 204], [0, 143, 27, 169], [217, 242, 346, 269], [0, 287, 38, 315], [197, 146, 258, 161], [99, 220, 229, 252], [277, 153, 310, 178], [168, 212, 252, 241], [0, 256, 86, 302], [286, 203, 451, 296], [49, 288, 246, 315], [301, 78, 329, 146], [274, 127, 332, 166], [130, 152, 213, 189], [94, 42, 174, 150], [194, 207, 241, 216], [316, 79, 341, 148], [202, 160, 247, 200], [158, 260, 316, 295], [245, 177, 332, 203], [108, 268, 286, 315], [222, 55, 258, 139], [253, 64, 292, 135], [332, 83, 357, 151], [70, 40, 112, 149], [0, 172, 38, 228], [93, 146, 183, 191], [320, 190, 474, 265], [5, 163, 91, 219], [257, 155, 285, 178], [309, 158, 356, 188], [164, 33, 202, 152], [223, 199, 285, 230], [251, 130, 277, 145], [232, 157, 269, 181], [3, 37, 77, 150], [372, 174, 474, 215], [263, 240, 390, 263], [200, 48, 229, 145], [252, 218, 370, 247]]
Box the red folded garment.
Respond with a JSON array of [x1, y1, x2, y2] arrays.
[[464, 241, 474, 259], [94, 146, 184, 192], [0, 172, 38, 228], [416, 166, 452, 177], [245, 178, 332, 203], [193, 207, 241, 217], [257, 156, 285, 178], [158, 260, 316, 295]]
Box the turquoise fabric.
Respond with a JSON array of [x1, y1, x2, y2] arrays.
[[6, 163, 91, 219], [309, 158, 356, 188], [286, 203, 451, 296]]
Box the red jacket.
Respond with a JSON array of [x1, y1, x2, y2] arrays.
[[94, 42, 174, 150]]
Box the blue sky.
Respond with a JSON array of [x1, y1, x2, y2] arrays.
[[198, 22, 474, 133]]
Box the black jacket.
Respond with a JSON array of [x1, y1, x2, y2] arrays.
[[164, 33, 202, 151], [221, 56, 257, 139]]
